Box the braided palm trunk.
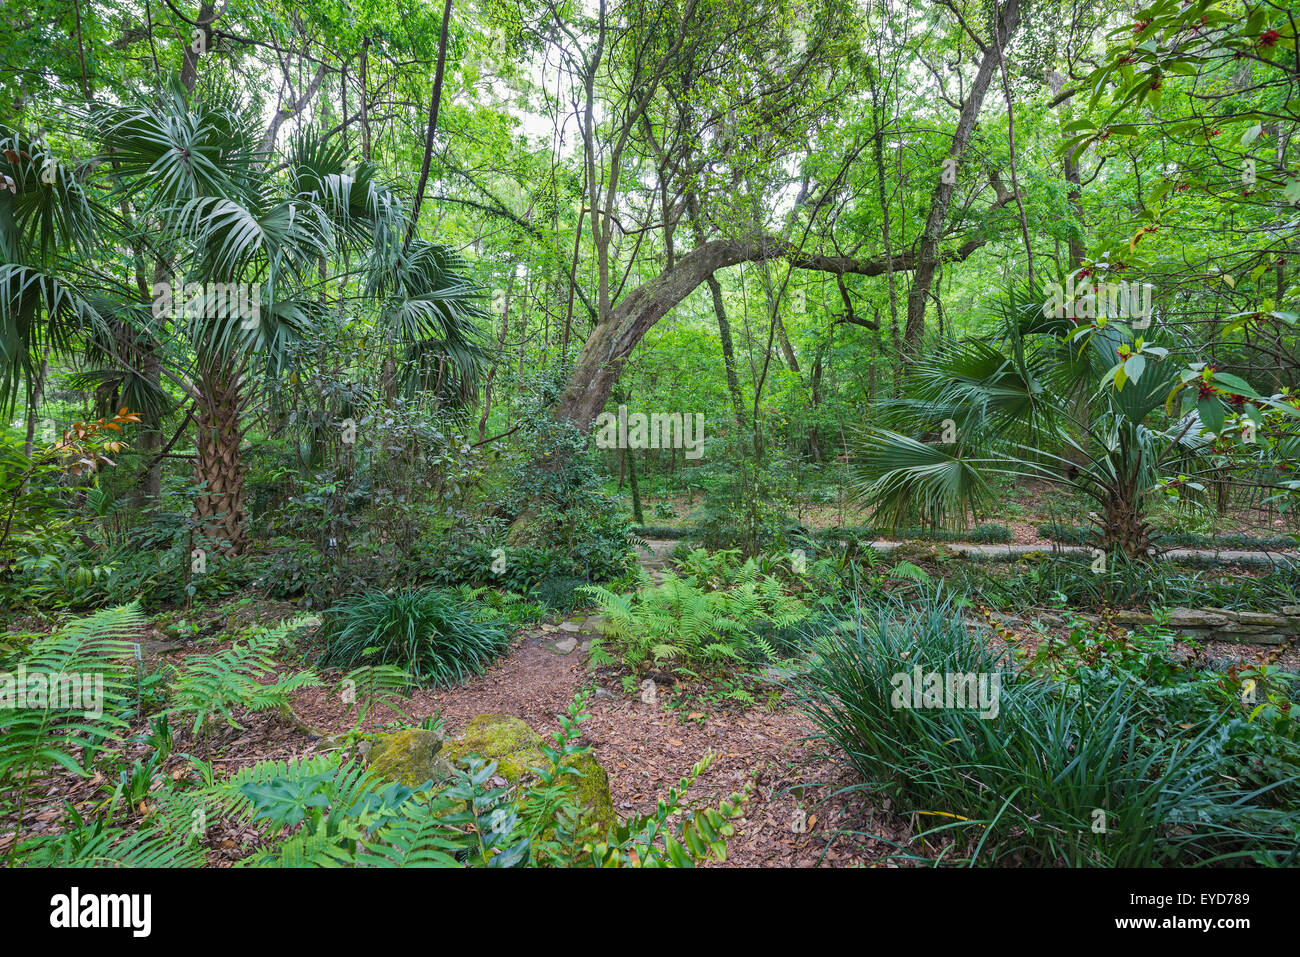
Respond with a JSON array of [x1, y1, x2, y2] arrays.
[[193, 370, 249, 556], [1097, 457, 1154, 562]]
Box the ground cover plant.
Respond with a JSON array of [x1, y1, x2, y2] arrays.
[[2, 0, 1300, 901], [318, 587, 514, 685], [792, 595, 1300, 866]]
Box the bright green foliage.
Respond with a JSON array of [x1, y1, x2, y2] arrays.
[[167, 618, 320, 734], [10, 695, 749, 869], [793, 595, 1300, 866], [319, 587, 512, 686], [582, 553, 810, 673], [333, 664, 418, 740], [0, 603, 142, 855]]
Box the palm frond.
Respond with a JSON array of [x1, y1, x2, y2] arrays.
[[849, 427, 993, 529]]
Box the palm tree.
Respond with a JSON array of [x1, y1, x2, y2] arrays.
[[0, 129, 103, 451], [92, 84, 488, 555], [2, 83, 487, 557], [850, 284, 1274, 559]]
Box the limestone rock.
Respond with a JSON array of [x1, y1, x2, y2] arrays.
[[365, 728, 451, 788], [1166, 608, 1229, 628], [1233, 611, 1290, 627], [1112, 610, 1156, 626], [440, 714, 616, 832]]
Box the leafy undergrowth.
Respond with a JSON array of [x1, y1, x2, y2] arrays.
[[792, 595, 1300, 866], [0, 602, 767, 868], [5, 547, 1299, 869], [318, 586, 514, 686]]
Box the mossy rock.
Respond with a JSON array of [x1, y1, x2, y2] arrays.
[[365, 728, 452, 789], [441, 713, 616, 833]]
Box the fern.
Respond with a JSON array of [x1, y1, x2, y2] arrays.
[[586, 637, 617, 667], [226, 754, 446, 867], [332, 665, 415, 742], [242, 826, 359, 867], [0, 604, 143, 856], [355, 808, 462, 867], [200, 753, 346, 823], [168, 622, 320, 738], [18, 820, 206, 868], [579, 568, 812, 675]]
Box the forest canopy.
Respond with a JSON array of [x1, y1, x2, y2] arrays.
[[1, 0, 1299, 878]]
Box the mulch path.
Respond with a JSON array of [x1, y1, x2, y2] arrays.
[[6, 581, 1295, 866], [1, 607, 909, 867]]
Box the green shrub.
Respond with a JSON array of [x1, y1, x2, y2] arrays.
[[581, 557, 811, 674], [1036, 521, 1098, 546], [1038, 522, 1298, 551], [532, 575, 590, 612], [320, 587, 512, 686], [13, 694, 751, 868], [0, 604, 142, 854], [791, 595, 1300, 866], [260, 540, 334, 603], [815, 523, 1011, 544], [426, 537, 633, 594], [449, 585, 549, 624], [168, 619, 321, 735], [629, 525, 689, 539]]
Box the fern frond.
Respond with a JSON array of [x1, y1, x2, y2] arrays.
[[358, 803, 462, 867], [1, 604, 142, 796], [18, 823, 205, 868]]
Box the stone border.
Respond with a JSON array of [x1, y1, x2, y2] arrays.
[[861, 540, 1298, 568], [988, 605, 1300, 646]]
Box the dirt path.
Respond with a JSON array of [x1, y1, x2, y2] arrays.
[[298, 621, 901, 867]]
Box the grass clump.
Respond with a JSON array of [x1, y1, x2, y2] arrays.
[[791, 593, 1300, 866], [320, 587, 513, 686]]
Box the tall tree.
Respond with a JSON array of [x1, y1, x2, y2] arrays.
[[903, 0, 1022, 362]]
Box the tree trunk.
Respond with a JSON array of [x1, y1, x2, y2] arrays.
[[405, 0, 455, 251], [1047, 70, 1086, 271], [179, 2, 216, 94], [705, 273, 746, 429], [686, 196, 746, 429], [22, 345, 50, 457], [135, 344, 163, 504], [193, 372, 248, 556], [626, 448, 644, 525], [553, 234, 984, 430], [1100, 493, 1152, 561], [903, 0, 1022, 362]]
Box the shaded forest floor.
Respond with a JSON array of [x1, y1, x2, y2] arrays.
[[2, 600, 908, 867], [5, 515, 1294, 866], [633, 478, 1300, 547]]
